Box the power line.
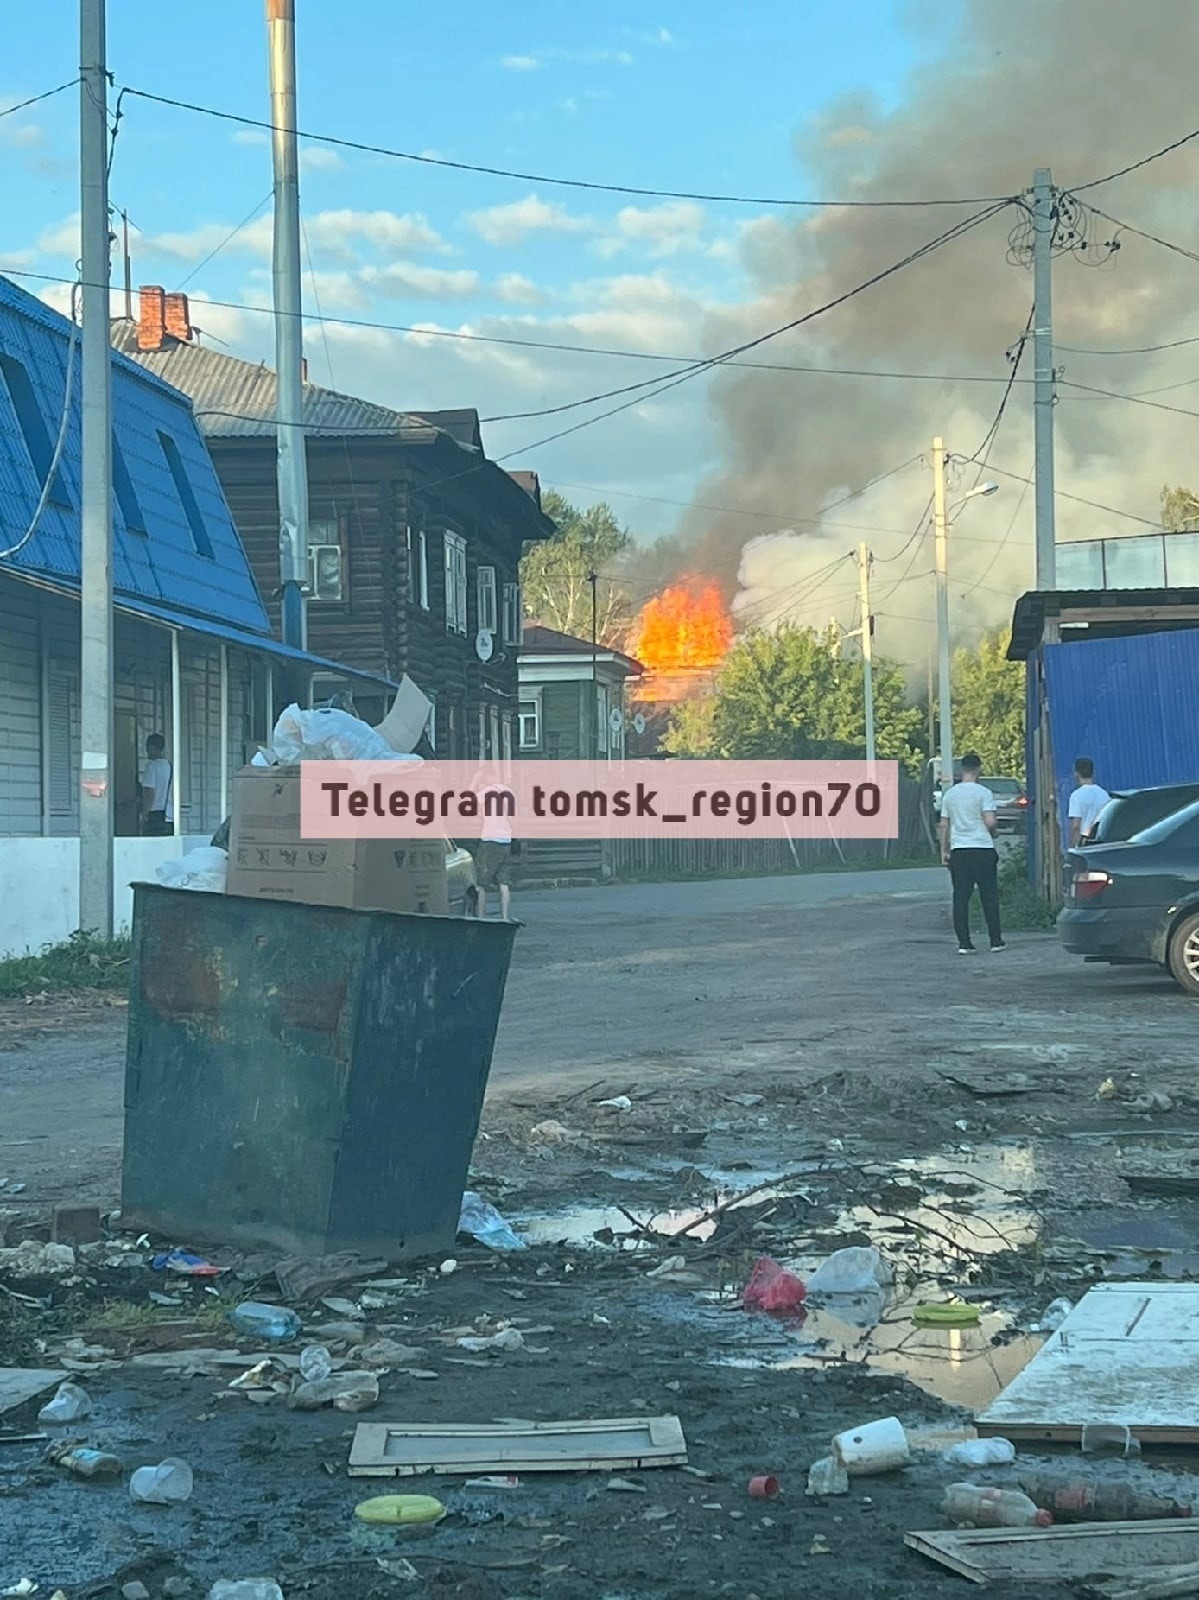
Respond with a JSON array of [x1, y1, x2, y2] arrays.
[[1058, 333, 1199, 358], [1072, 125, 1199, 194], [116, 83, 1016, 210], [0, 79, 79, 120], [983, 462, 1161, 527], [1080, 201, 1199, 267], [176, 192, 274, 293], [1059, 376, 1199, 422]]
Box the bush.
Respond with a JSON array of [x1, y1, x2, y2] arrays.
[[0, 930, 131, 1000], [967, 842, 1055, 934]]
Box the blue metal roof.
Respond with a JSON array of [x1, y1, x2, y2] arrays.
[[0, 273, 268, 633]]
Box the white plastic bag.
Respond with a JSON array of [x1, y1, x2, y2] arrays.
[[269, 704, 420, 764], [944, 1437, 1016, 1467], [807, 1245, 893, 1297], [156, 847, 228, 894]]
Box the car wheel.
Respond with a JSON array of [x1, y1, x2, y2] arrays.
[[1167, 911, 1199, 997]]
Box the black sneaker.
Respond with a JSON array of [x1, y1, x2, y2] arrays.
[[990, 941, 1008, 952], [958, 944, 977, 954]]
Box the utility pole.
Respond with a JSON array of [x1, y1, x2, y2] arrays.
[[267, 0, 309, 655], [926, 653, 936, 761], [856, 542, 875, 762], [933, 437, 953, 794], [589, 569, 598, 758], [78, 0, 113, 937], [121, 210, 132, 321], [1032, 168, 1057, 590]]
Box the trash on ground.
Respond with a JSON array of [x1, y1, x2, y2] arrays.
[[742, 1256, 806, 1316], [320, 1297, 364, 1319], [938, 1067, 1035, 1097], [978, 1283, 1199, 1443], [273, 1252, 388, 1303], [456, 1327, 525, 1354], [464, 1475, 520, 1489], [227, 1303, 302, 1341], [1018, 1473, 1192, 1523], [748, 1474, 779, 1500], [0, 1241, 76, 1278], [807, 1245, 892, 1298], [599, 1095, 633, 1112], [228, 1360, 285, 1394], [914, 1301, 981, 1327], [806, 1456, 850, 1497], [529, 1119, 576, 1145], [832, 1417, 911, 1476], [906, 1519, 1199, 1586], [944, 1437, 1017, 1467], [348, 1415, 687, 1476], [1031, 1296, 1074, 1332], [354, 1338, 427, 1368], [156, 846, 227, 893], [2, 1582, 38, 1598], [152, 1249, 222, 1277], [129, 1457, 194, 1504], [47, 1441, 123, 1480], [269, 703, 421, 765], [1089, 1562, 1199, 1600], [354, 1494, 446, 1526], [457, 1191, 526, 1252], [298, 1345, 333, 1383], [38, 1381, 93, 1426], [290, 1371, 379, 1412], [0, 1369, 67, 1418], [207, 1583, 284, 1600], [1082, 1423, 1142, 1459], [944, 1483, 1052, 1528], [607, 1477, 648, 1493]]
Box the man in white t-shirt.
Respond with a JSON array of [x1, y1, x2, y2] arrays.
[[938, 751, 1006, 954], [471, 767, 515, 921], [139, 733, 173, 837], [1068, 756, 1110, 847]]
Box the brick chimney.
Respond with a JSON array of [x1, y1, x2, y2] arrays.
[[137, 285, 166, 350], [164, 291, 193, 344]]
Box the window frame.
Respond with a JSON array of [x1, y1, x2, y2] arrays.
[[157, 430, 214, 558], [307, 516, 346, 604], [501, 581, 522, 647], [518, 693, 541, 751], [444, 530, 468, 635], [0, 352, 71, 509], [477, 565, 498, 634]]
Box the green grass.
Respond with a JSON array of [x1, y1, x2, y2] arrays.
[[0, 930, 131, 1000], [967, 843, 1057, 934]]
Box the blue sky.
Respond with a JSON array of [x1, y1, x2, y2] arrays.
[[3, 0, 1196, 651]]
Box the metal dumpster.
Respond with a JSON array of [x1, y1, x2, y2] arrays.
[[119, 883, 517, 1261]]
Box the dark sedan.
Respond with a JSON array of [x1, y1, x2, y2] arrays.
[[983, 776, 1028, 834], [1058, 798, 1199, 996], [1085, 783, 1199, 846]]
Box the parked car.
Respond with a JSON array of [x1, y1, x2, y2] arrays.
[[981, 776, 1028, 834], [1057, 797, 1199, 995], [1083, 783, 1199, 847]]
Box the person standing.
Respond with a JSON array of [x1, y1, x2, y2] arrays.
[[1068, 757, 1110, 847], [139, 733, 173, 837], [471, 767, 514, 921], [938, 751, 1006, 954]]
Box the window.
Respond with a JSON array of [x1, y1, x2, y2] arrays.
[[0, 353, 70, 507], [489, 707, 500, 762], [418, 529, 429, 610], [501, 715, 513, 761], [477, 566, 498, 634], [157, 431, 213, 558], [597, 685, 609, 753], [307, 519, 345, 602], [478, 707, 487, 759], [444, 531, 467, 634], [45, 659, 79, 821], [502, 582, 522, 647], [519, 696, 540, 750], [111, 436, 145, 533]]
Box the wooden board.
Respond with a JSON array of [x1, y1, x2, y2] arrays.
[[0, 1369, 66, 1417], [906, 1520, 1199, 1586], [977, 1284, 1199, 1444], [348, 1416, 687, 1477]]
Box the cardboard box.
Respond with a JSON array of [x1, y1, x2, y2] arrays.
[[226, 767, 449, 916]]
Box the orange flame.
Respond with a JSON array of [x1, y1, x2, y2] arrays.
[[628, 581, 733, 672]]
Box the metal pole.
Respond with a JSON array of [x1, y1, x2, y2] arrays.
[[589, 568, 598, 758], [1032, 167, 1057, 591], [170, 630, 182, 839], [927, 652, 936, 760], [121, 209, 132, 321], [857, 542, 875, 762], [933, 437, 953, 793], [219, 643, 229, 819], [267, 0, 309, 653], [78, 0, 114, 936]]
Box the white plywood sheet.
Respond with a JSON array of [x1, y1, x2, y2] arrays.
[[349, 1416, 687, 1477], [907, 1521, 1199, 1585], [0, 1368, 66, 1417], [977, 1283, 1199, 1442]]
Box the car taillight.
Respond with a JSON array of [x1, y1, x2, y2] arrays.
[[1016, 795, 1029, 807], [1072, 870, 1111, 902]]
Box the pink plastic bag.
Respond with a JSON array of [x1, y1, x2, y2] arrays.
[[743, 1256, 806, 1315]]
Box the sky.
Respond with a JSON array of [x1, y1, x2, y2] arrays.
[[3, 0, 1198, 659]]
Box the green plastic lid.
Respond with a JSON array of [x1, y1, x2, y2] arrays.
[[354, 1494, 446, 1526]]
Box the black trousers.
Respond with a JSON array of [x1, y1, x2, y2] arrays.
[[949, 848, 1001, 947]]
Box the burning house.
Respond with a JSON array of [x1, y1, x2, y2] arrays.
[[625, 581, 733, 755]]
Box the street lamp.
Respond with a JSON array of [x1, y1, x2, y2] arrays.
[[933, 442, 999, 794]]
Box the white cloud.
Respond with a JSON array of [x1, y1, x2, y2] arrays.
[[0, 248, 36, 271], [306, 209, 448, 257], [499, 46, 634, 71], [501, 54, 540, 71], [232, 128, 269, 147], [360, 262, 480, 299], [495, 272, 548, 306], [140, 209, 448, 270], [36, 213, 80, 257], [300, 146, 346, 173], [595, 201, 708, 260], [144, 216, 274, 264], [465, 193, 591, 247]]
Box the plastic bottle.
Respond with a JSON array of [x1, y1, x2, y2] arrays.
[[1020, 1474, 1191, 1523], [50, 1444, 123, 1481], [130, 1457, 194, 1505], [38, 1382, 93, 1425], [298, 1345, 333, 1382], [227, 1303, 302, 1341], [944, 1484, 1052, 1528]]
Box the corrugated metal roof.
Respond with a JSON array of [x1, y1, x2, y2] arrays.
[[1043, 628, 1199, 840], [0, 274, 268, 633], [1009, 586, 1199, 659], [111, 320, 443, 442]]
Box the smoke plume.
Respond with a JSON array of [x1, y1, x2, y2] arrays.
[[680, 0, 1199, 664]]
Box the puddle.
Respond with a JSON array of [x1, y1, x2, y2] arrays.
[[517, 1203, 720, 1248]]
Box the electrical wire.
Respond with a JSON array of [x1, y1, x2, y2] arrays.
[[1059, 376, 1199, 422], [982, 463, 1161, 527], [0, 80, 79, 120], [957, 465, 1032, 599], [116, 84, 1016, 210], [1057, 333, 1199, 358], [1076, 201, 1199, 267], [0, 283, 79, 561], [1072, 125, 1199, 194], [176, 192, 274, 292]]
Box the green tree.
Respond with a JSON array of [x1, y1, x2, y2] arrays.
[[520, 490, 634, 643], [1161, 484, 1199, 531], [663, 623, 923, 771], [950, 627, 1025, 777]]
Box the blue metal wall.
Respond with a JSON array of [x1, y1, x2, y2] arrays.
[[1042, 629, 1199, 843]]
